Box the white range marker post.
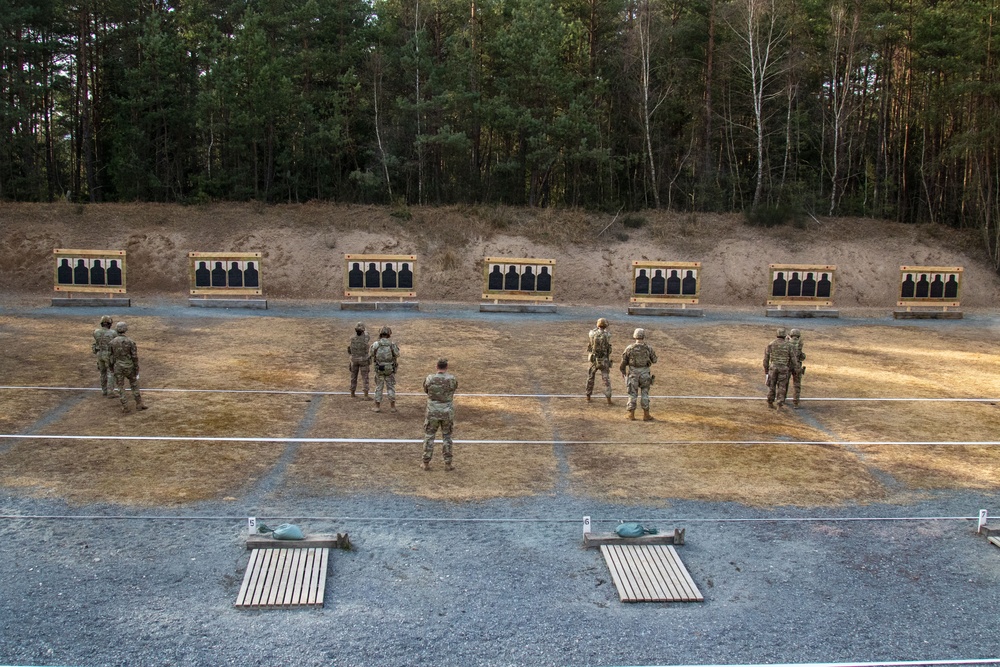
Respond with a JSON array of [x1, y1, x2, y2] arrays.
[[583, 516, 591, 536], [248, 516, 257, 535], [978, 509, 988, 534]]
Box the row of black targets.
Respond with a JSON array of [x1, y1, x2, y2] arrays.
[[633, 269, 697, 296], [770, 271, 833, 298], [195, 261, 260, 288], [900, 273, 960, 299], [57, 258, 123, 286], [487, 265, 553, 292], [347, 262, 415, 289]]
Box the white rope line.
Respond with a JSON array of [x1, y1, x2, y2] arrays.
[[1, 385, 998, 402], [0, 514, 982, 524], [4, 434, 1000, 446]]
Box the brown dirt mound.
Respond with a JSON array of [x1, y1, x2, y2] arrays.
[[1, 202, 996, 307]]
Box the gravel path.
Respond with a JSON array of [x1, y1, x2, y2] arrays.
[[1, 490, 998, 667]]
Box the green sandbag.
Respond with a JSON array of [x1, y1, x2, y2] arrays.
[[614, 522, 659, 538], [257, 522, 305, 540]]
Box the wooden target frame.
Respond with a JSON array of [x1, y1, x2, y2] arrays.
[[767, 264, 836, 306], [189, 252, 263, 296], [53, 249, 127, 294], [343, 254, 417, 298], [482, 257, 555, 302], [897, 265, 962, 308], [630, 261, 701, 305]]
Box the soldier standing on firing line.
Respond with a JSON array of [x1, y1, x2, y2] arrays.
[[586, 318, 613, 404], [92, 315, 117, 398], [369, 325, 400, 413], [348, 322, 371, 399], [109, 321, 147, 414], [421, 358, 458, 471], [620, 328, 658, 421], [787, 328, 806, 408], [763, 327, 799, 409]]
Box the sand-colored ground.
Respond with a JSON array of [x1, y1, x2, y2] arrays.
[[2, 314, 999, 507]]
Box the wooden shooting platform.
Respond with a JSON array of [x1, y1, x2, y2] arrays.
[[583, 528, 685, 549], [600, 544, 703, 603], [989, 536, 1000, 549], [235, 546, 329, 609]]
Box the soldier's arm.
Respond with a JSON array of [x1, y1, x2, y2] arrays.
[[619, 351, 628, 375], [649, 348, 658, 364], [763, 345, 771, 372]]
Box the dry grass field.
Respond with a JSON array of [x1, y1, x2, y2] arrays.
[[2, 313, 1000, 507]]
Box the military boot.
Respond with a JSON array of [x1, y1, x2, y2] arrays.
[[445, 461, 454, 471], [586, 394, 592, 402], [121, 404, 130, 414], [642, 408, 653, 421], [364, 391, 371, 401], [420, 460, 430, 471], [626, 409, 635, 421], [136, 399, 148, 411], [372, 402, 381, 413], [389, 401, 397, 413], [351, 390, 356, 398], [606, 395, 613, 405]]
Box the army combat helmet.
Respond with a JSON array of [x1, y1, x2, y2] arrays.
[[632, 328, 645, 340], [356, 322, 366, 334], [789, 328, 801, 338], [100, 315, 113, 327], [379, 325, 392, 337], [115, 321, 128, 334], [596, 318, 609, 329], [776, 327, 786, 338]]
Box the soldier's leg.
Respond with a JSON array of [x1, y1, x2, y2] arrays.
[[601, 366, 612, 400], [350, 361, 360, 395], [776, 370, 790, 406], [361, 363, 371, 396], [116, 371, 129, 411], [441, 419, 454, 467], [586, 364, 597, 398], [386, 373, 396, 411], [639, 375, 651, 412], [374, 373, 385, 403], [422, 418, 437, 463], [766, 372, 777, 407], [98, 359, 109, 395], [791, 371, 801, 405], [128, 370, 145, 409], [626, 373, 638, 413]]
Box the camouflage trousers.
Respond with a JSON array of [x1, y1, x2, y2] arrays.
[[790, 368, 802, 403], [625, 368, 653, 411], [350, 360, 370, 394], [586, 359, 612, 399], [96, 356, 112, 395], [767, 368, 791, 406], [374, 371, 396, 403], [423, 415, 454, 463], [114, 366, 143, 409]]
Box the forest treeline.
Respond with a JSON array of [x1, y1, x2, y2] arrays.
[[2, 0, 999, 253]]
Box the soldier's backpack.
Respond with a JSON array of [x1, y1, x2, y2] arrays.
[[628, 343, 651, 368], [374, 340, 394, 363], [591, 330, 611, 358], [349, 335, 368, 358]]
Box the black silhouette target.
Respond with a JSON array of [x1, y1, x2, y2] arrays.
[[630, 261, 701, 304], [53, 249, 127, 294], [482, 257, 555, 301], [188, 252, 263, 295], [768, 264, 836, 306], [343, 254, 417, 297], [898, 266, 962, 306]]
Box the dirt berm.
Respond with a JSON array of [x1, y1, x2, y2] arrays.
[[2, 202, 997, 308]]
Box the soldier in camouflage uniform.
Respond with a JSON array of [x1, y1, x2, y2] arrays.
[[92, 315, 117, 397], [369, 325, 400, 413], [109, 321, 147, 414], [763, 327, 799, 409], [787, 328, 806, 407], [619, 328, 658, 421], [421, 358, 459, 471], [586, 318, 613, 404], [348, 322, 371, 399]]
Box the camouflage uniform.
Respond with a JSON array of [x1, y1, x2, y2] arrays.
[[620, 329, 658, 420], [109, 323, 146, 413], [787, 329, 806, 407], [764, 328, 799, 408], [348, 324, 371, 398], [422, 364, 458, 469], [92, 316, 117, 397], [586, 319, 613, 403], [369, 331, 400, 411]]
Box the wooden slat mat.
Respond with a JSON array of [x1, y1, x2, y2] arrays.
[[600, 544, 703, 603], [989, 536, 1000, 549], [235, 547, 329, 609]]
